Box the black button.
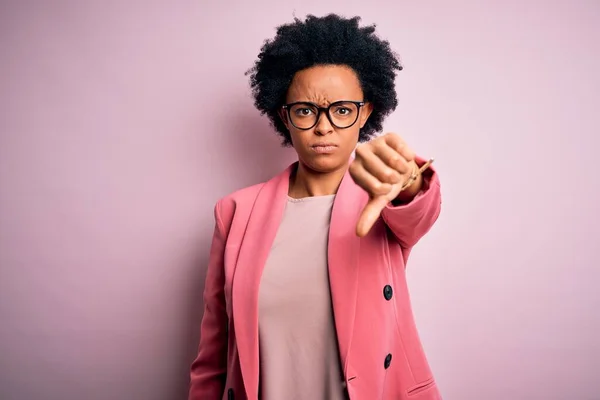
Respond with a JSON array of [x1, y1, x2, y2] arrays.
[[228, 388, 234, 400], [384, 353, 392, 369], [383, 285, 393, 300]]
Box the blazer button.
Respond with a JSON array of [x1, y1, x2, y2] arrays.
[[384, 353, 392, 369], [383, 285, 393, 300]]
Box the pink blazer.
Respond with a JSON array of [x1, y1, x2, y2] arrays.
[[189, 157, 442, 400]]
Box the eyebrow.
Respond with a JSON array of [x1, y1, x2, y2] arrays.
[[286, 100, 356, 106]]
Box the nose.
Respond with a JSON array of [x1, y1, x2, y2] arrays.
[[314, 111, 334, 136]]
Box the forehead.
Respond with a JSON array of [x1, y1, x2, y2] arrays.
[[286, 65, 363, 104]]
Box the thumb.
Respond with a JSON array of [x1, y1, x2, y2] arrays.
[[356, 196, 390, 237], [356, 183, 403, 237]]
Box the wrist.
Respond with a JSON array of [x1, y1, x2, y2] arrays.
[[393, 161, 423, 204], [400, 162, 420, 191]]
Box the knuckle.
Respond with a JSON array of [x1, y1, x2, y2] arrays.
[[389, 155, 401, 166], [372, 181, 387, 194], [348, 163, 361, 178], [396, 156, 407, 166], [348, 165, 358, 177], [355, 145, 368, 157]]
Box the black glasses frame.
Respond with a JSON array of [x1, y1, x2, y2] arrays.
[[281, 100, 366, 130]]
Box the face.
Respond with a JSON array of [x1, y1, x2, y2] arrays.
[[280, 65, 373, 174]]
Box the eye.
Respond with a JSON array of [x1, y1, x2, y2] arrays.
[[333, 106, 353, 116], [293, 107, 315, 117]]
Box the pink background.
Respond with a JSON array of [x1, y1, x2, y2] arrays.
[[1, 1, 598, 399]]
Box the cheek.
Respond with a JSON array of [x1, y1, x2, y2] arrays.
[[289, 129, 310, 147], [343, 127, 361, 147]]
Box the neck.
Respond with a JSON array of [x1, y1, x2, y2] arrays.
[[288, 161, 348, 198]]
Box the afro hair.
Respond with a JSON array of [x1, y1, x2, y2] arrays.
[[247, 14, 403, 146]]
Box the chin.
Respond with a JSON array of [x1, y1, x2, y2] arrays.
[[301, 154, 349, 174]]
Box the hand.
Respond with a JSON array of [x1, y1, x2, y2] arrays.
[[349, 133, 418, 237]]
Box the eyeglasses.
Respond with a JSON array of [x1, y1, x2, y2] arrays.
[[282, 100, 365, 130]]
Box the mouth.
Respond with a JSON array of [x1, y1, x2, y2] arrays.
[[310, 143, 338, 154]]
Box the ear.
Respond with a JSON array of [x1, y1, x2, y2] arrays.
[[359, 102, 374, 128], [278, 107, 290, 130]]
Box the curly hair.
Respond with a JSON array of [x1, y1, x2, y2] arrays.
[[247, 14, 403, 146]]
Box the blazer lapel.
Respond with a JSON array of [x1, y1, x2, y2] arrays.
[[231, 164, 293, 399], [328, 168, 364, 379]]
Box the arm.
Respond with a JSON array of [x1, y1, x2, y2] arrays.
[[189, 201, 228, 400], [381, 158, 441, 249]]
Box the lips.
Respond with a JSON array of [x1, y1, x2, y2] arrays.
[[311, 143, 338, 154]]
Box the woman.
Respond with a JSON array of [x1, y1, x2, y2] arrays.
[[189, 14, 442, 400]]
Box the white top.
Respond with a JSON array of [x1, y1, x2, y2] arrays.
[[258, 194, 347, 400]]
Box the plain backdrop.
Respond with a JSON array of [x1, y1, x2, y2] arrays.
[[1, 1, 598, 399]]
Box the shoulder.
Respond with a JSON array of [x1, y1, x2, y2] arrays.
[[213, 182, 266, 228], [218, 183, 265, 210], [212, 162, 296, 231]]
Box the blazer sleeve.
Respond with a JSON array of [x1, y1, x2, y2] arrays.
[[189, 200, 228, 400], [381, 157, 442, 250]]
